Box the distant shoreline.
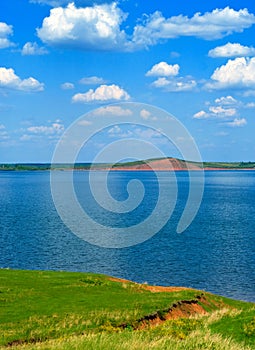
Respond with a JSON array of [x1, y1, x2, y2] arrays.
[[1, 167, 255, 172], [1, 157, 255, 172]]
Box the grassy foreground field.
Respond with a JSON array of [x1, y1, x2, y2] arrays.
[[0, 269, 254, 349]]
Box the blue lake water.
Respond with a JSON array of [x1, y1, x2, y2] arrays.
[[0, 170, 255, 302]]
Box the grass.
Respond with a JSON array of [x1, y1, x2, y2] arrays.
[[0, 269, 254, 349]]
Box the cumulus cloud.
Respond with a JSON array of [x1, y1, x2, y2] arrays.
[[27, 121, 64, 135], [225, 118, 247, 127], [108, 125, 121, 134], [107, 125, 134, 138], [193, 107, 237, 120], [151, 77, 171, 88], [0, 67, 44, 92], [146, 62, 179, 77], [245, 102, 255, 108], [79, 76, 106, 85], [72, 84, 130, 103], [132, 7, 255, 48], [21, 42, 48, 55], [209, 42, 255, 58], [107, 125, 163, 141], [193, 102, 238, 120], [140, 109, 151, 120], [209, 106, 237, 117], [146, 62, 196, 92], [214, 95, 255, 109], [215, 95, 238, 105], [139, 109, 157, 121], [206, 57, 255, 90], [21, 121, 64, 141], [151, 77, 197, 92], [194, 95, 249, 127], [0, 22, 15, 49], [93, 105, 132, 116], [36, 4, 255, 52], [193, 110, 209, 119], [133, 127, 163, 141], [61, 82, 74, 89], [37, 2, 130, 51]]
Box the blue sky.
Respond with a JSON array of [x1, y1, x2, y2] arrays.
[[1, 0, 255, 162]]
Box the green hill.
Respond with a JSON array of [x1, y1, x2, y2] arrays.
[[0, 269, 254, 349]]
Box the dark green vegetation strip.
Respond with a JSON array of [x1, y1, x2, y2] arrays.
[[1, 159, 255, 171]]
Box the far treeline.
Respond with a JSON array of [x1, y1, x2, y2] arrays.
[[0, 159, 255, 171]]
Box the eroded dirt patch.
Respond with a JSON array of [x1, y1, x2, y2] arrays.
[[108, 276, 189, 293]]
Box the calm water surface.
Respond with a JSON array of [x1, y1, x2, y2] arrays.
[[0, 170, 254, 302]]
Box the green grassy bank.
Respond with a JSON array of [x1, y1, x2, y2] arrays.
[[0, 269, 254, 349]]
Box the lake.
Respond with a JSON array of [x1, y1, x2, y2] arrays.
[[0, 170, 254, 302]]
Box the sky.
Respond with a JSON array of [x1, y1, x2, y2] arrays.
[[1, 0, 255, 162]]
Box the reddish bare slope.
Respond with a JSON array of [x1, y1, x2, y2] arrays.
[[109, 158, 201, 171]]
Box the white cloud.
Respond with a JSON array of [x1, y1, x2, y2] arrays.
[[20, 134, 33, 141], [132, 7, 255, 48], [0, 67, 44, 92], [215, 95, 238, 105], [61, 82, 74, 89], [133, 128, 163, 140], [151, 77, 171, 88], [0, 124, 5, 130], [37, 2, 130, 51], [79, 76, 106, 85], [151, 77, 197, 92], [140, 109, 151, 120], [0, 22, 15, 49], [36, 4, 255, 53], [193, 106, 237, 120], [93, 105, 132, 116], [209, 106, 237, 117], [108, 125, 121, 134], [72, 84, 130, 103], [102, 124, 167, 143], [225, 118, 247, 127], [21, 42, 48, 55], [147, 63, 197, 92], [107, 125, 133, 138], [194, 95, 249, 127], [107, 125, 163, 140], [209, 42, 255, 58], [214, 95, 255, 109], [27, 121, 64, 135], [193, 110, 209, 119], [206, 57, 255, 90], [146, 62, 179, 77], [245, 102, 255, 108], [139, 109, 158, 121]]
